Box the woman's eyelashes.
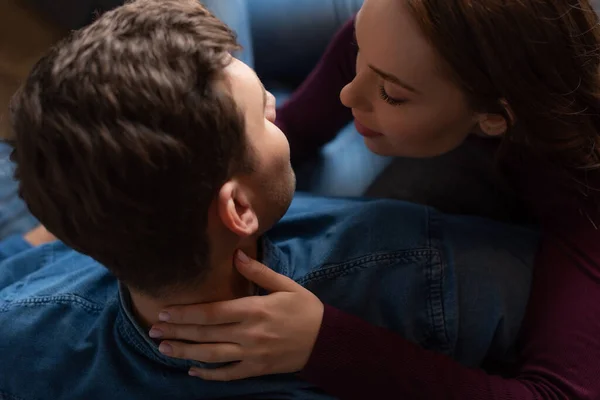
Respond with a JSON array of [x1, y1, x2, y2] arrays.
[[379, 85, 407, 106]]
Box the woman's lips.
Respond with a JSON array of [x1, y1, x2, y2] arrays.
[[354, 119, 384, 138]]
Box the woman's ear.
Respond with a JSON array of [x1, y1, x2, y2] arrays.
[[500, 99, 516, 125], [478, 113, 508, 137], [476, 99, 515, 137], [217, 181, 259, 238]]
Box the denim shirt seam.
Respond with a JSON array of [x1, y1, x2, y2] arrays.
[[0, 294, 103, 314], [425, 208, 452, 355], [117, 284, 217, 370], [296, 249, 436, 285], [114, 312, 182, 368], [262, 238, 286, 276]]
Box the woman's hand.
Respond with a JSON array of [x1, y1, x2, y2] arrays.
[[150, 250, 325, 381]]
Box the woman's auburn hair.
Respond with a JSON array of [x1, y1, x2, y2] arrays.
[[408, 0, 600, 198]]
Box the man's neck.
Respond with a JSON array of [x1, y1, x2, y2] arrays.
[[129, 240, 259, 329]]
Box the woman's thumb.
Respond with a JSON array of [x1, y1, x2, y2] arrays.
[[234, 250, 298, 292]]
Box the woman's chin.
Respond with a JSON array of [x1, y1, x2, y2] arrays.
[[363, 138, 454, 158], [363, 136, 393, 156]]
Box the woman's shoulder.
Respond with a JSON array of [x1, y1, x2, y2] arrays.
[[520, 171, 600, 281], [501, 145, 600, 278]]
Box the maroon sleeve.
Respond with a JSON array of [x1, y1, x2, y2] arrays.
[[299, 195, 600, 399], [285, 18, 600, 400], [275, 17, 357, 164]]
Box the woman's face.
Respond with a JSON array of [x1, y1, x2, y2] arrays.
[[341, 0, 486, 157]]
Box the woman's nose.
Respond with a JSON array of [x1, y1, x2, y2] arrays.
[[340, 77, 372, 112]]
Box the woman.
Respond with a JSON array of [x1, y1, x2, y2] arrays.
[[150, 0, 600, 398]]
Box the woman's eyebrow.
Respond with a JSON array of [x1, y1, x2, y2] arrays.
[[369, 65, 420, 94]]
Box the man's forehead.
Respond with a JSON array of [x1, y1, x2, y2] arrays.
[[225, 58, 267, 109]]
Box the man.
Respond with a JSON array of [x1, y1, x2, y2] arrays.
[[0, 1, 538, 399]]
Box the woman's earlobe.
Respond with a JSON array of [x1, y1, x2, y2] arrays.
[[478, 114, 508, 137]]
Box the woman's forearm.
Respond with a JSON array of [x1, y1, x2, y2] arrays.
[[299, 224, 600, 399], [276, 17, 357, 163]]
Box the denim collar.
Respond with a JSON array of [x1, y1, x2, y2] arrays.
[[115, 237, 288, 370]]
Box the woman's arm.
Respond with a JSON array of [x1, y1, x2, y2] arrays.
[[298, 207, 600, 400], [152, 216, 600, 399], [275, 17, 357, 164]]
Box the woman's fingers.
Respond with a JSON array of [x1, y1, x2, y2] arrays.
[[188, 363, 255, 382], [159, 296, 263, 325], [151, 252, 324, 378], [150, 323, 237, 343], [158, 341, 243, 363], [159, 252, 304, 325], [235, 250, 301, 293]]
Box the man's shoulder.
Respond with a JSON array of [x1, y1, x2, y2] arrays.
[[266, 195, 438, 289], [0, 239, 117, 307], [0, 240, 119, 398], [0, 240, 118, 339], [272, 195, 432, 257]]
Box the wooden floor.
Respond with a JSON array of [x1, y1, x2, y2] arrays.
[[0, 0, 65, 139]]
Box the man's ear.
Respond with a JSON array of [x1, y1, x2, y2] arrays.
[[217, 181, 259, 238]]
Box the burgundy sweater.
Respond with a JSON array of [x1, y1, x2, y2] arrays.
[[277, 18, 600, 400]]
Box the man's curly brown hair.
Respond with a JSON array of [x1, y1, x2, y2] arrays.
[[9, 0, 250, 297]]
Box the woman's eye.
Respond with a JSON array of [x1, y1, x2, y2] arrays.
[[379, 85, 406, 106]]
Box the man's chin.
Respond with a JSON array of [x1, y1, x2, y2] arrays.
[[257, 185, 295, 235], [277, 186, 295, 223]]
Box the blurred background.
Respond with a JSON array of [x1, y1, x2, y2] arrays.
[[0, 0, 365, 139]]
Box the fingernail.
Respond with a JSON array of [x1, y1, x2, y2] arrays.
[[158, 311, 171, 322], [236, 250, 250, 264], [148, 328, 163, 339], [189, 368, 200, 377], [158, 342, 173, 355]]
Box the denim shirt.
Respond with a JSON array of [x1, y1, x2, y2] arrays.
[[0, 196, 539, 400]]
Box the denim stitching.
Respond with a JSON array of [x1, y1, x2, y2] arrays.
[[263, 238, 286, 277], [115, 312, 187, 369], [296, 250, 436, 285], [116, 290, 199, 370], [425, 211, 451, 355], [0, 294, 103, 314], [297, 247, 447, 350], [116, 313, 163, 364]]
